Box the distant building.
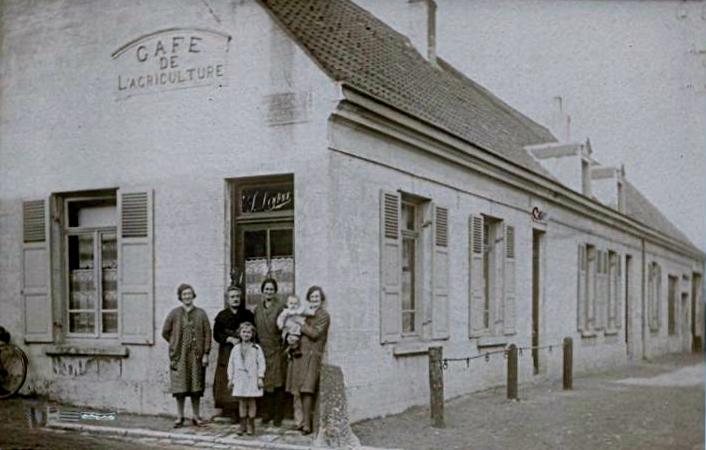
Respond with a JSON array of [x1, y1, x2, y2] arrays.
[[1, 0, 702, 421]]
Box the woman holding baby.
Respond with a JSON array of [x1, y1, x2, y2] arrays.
[[285, 285, 330, 435]]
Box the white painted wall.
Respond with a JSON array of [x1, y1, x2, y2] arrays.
[[0, 0, 340, 415]]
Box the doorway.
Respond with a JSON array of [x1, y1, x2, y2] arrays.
[[531, 229, 544, 375], [682, 292, 690, 351], [231, 175, 295, 308]]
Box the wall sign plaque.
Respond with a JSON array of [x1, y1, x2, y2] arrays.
[[112, 28, 230, 99]]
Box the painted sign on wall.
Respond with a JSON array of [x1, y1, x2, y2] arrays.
[[112, 28, 230, 99]]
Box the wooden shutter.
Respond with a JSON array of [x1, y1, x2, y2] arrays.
[[615, 254, 622, 329], [655, 264, 662, 330], [118, 188, 154, 344], [22, 199, 53, 343], [432, 205, 449, 340], [648, 264, 655, 331], [469, 215, 485, 337], [380, 190, 401, 344], [577, 245, 586, 332], [503, 224, 516, 335], [595, 250, 606, 331]]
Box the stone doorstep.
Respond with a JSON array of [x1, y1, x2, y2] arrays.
[[45, 420, 397, 450]]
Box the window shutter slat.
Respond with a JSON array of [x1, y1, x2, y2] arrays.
[[504, 225, 516, 335], [432, 205, 449, 340], [469, 215, 485, 337], [380, 190, 401, 344], [22, 198, 53, 342], [118, 188, 154, 344]]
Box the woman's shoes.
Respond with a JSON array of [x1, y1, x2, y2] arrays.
[[301, 426, 312, 435], [236, 420, 247, 436], [173, 418, 185, 428], [192, 417, 206, 427]]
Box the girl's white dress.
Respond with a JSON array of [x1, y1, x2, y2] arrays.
[[227, 342, 266, 397]]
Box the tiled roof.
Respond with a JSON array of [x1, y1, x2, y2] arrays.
[[623, 181, 700, 253], [262, 0, 699, 254], [262, 0, 555, 175]]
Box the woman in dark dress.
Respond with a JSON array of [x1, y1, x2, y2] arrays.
[[213, 285, 254, 422], [286, 285, 330, 435], [253, 277, 287, 427]]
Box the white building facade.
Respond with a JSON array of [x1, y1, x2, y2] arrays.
[[0, 0, 702, 422]]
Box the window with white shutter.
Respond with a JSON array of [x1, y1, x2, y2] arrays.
[[503, 224, 516, 335], [118, 188, 155, 344], [577, 244, 587, 332], [469, 215, 485, 337], [432, 205, 449, 340], [380, 190, 402, 343], [22, 199, 53, 343]]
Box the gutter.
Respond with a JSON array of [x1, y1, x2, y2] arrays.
[[335, 84, 704, 262]]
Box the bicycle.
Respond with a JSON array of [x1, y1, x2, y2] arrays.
[[0, 327, 28, 399]]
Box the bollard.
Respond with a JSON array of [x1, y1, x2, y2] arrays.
[[428, 346, 445, 428], [507, 344, 518, 400], [563, 337, 573, 390]]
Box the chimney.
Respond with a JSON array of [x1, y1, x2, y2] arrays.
[[353, 0, 437, 63], [551, 96, 571, 142]]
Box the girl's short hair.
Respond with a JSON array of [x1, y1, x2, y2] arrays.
[[260, 278, 278, 293], [236, 321, 256, 338], [306, 285, 326, 303], [286, 295, 300, 304], [177, 283, 196, 300]]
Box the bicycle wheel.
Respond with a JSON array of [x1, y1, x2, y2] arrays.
[[0, 343, 28, 399]]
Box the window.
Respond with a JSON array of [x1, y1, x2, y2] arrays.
[[400, 200, 420, 335], [21, 189, 155, 344], [668, 275, 678, 336], [469, 215, 516, 337], [578, 245, 621, 334], [606, 251, 622, 331], [379, 190, 449, 343], [648, 262, 662, 332], [65, 196, 118, 336], [577, 243, 597, 333]]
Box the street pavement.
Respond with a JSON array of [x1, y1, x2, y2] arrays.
[[353, 353, 705, 450], [0, 353, 702, 449]]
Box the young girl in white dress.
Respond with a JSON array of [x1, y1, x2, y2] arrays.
[[227, 322, 266, 435]]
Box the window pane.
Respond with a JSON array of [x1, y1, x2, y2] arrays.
[[68, 198, 116, 227], [401, 237, 415, 324], [401, 203, 415, 231], [69, 312, 95, 334], [69, 235, 96, 310], [402, 312, 415, 334], [101, 234, 118, 310], [270, 229, 293, 257], [102, 313, 118, 334], [244, 230, 267, 258]]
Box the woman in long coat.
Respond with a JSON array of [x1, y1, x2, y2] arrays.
[[253, 277, 287, 426], [286, 285, 330, 434], [212, 285, 254, 421], [161, 283, 212, 428]]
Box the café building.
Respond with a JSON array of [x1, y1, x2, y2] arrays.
[[1, 0, 702, 421]]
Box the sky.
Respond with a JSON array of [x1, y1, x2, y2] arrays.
[[435, 0, 706, 251]]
